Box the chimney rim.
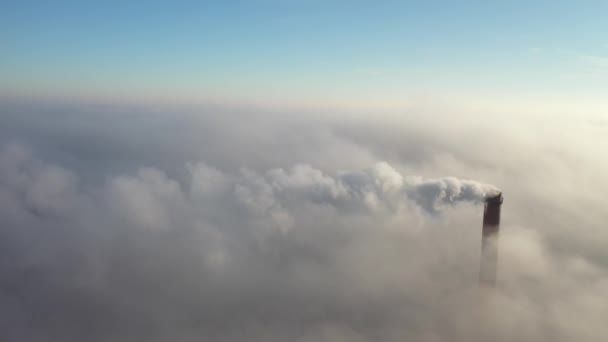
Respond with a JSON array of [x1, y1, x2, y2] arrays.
[[485, 192, 503, 204]]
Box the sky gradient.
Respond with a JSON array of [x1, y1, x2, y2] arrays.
[[2, 3, 608, 341], [2, 1, 608, 106]]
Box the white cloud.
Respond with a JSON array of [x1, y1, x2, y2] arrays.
[[0, 99, 607, 341], [579, 54, 608, 70]]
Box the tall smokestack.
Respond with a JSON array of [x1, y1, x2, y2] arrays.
[[479, 192, 503, 286]]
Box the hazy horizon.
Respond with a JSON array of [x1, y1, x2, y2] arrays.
[[2, 2, 608, 342]]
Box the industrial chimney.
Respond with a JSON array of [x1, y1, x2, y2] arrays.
[[479, 192, 503, 286]]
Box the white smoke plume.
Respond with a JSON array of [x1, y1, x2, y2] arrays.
[[259, 162, 499, 216]]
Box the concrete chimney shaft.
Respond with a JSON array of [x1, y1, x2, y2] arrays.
[[480, 193, 503, 286]]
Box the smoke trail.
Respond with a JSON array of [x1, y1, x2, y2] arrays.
[[0, 144, 498, 237], [256, 161, 499, 216]]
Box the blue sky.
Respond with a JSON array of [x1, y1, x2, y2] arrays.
[[2, 1, 607, 105]]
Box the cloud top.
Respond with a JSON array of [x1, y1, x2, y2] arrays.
[[1, 102, 606, 342]]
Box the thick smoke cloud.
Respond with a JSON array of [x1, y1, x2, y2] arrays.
[[0, 100, 607, 341]]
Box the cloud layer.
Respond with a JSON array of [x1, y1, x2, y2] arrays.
[[0, 100, 607, 341]]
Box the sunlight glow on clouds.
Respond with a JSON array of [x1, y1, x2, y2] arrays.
[[1, 100, 607, 341]]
